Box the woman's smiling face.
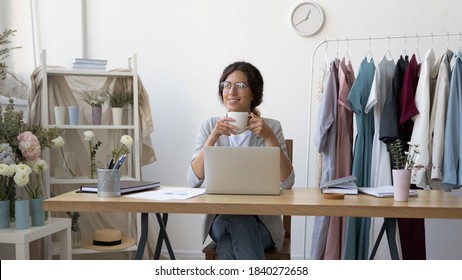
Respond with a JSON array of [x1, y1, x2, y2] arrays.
[[222, 70, 253, 112]]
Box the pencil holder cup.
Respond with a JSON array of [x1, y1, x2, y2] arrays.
[[97, 168, 121, 198]]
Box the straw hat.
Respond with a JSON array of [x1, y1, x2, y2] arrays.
[[82, 229, 136, 251]]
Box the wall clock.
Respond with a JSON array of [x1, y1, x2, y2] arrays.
[[291, 2, 325, 37]]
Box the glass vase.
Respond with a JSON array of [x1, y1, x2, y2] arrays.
[[55, 151, 77, 179], [89, 156, 97, 179], [69, 212, 81, 249]]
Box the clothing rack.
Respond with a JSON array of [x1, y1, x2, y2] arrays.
[[303, 31, 461, 259], [306, 31, 462, 187]]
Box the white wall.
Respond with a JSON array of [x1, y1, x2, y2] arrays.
[[2, 0, 462, 259]]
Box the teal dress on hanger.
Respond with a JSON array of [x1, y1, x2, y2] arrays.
[[344, 57, 376, 260]]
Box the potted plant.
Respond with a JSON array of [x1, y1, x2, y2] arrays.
[[80, 88, 109, 125], [389, 139, 420, 201], [109, 84, 132, 125]]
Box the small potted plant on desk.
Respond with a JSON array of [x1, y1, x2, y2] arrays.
[[389, 139, 420, 201]]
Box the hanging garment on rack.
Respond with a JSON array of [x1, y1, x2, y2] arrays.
[[379, 55, 409, 145], [397, 53, 427, 260], [322, 57, 356, 260], [311, 59, 340, 260], [314, 59, 340, 183], [399, 54, 420, 139], [344, 57, 376, 260], [430, 50, 454, 186], [335, 57, 356, 179], [366, 56, 395, 188], [410, 49, 436, 187], [442, 51, 462, 189]]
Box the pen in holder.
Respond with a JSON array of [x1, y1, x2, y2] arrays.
[[97, 168, 121, 198]]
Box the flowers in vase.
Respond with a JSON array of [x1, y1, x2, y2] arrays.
[[0, 163, 15, 201], [52, 136, 76, 178], [0, 99, 62, 220], [17, 131, 48, 199], [80, 88, 109, 108], [389, 139, 420, 170], [3, 163, 31, 196], [25, 159, 48, 199], [17, 131, 41, 161], [83, 130, 102, 178], [0, 143, 15, 201]]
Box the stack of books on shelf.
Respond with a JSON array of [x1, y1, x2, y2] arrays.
[[69, 58, 107, 71]]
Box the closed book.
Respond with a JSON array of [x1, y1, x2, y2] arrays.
[[69, 58, 108, 65], [70, 63, 107, 69], [79, 180, 160, 194], [320, 175, 358, 195]]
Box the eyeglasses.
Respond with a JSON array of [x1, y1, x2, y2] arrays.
[[220, 81, 247, 92]]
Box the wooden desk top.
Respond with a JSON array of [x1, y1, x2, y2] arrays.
[[44, 187, 462, 219]]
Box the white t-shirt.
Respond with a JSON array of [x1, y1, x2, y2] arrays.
[[229, 130, 251, 147]]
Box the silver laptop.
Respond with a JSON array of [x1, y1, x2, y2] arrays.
[[204, 146, 281, 195]]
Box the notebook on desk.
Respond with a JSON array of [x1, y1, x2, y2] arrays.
[[203, 146, 281, 195]]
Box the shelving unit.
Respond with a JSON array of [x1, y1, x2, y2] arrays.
[[39, 50, 141, 258]]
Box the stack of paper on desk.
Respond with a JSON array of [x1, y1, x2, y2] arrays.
[[125, 187, 206, 200], [358, 186, 418, 198], [320, 175, 358, 195]]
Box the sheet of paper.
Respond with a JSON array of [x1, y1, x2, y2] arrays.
[[125, 186, 205, 200]]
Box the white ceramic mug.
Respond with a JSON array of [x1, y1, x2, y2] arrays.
[[227, 112, 250, 134]]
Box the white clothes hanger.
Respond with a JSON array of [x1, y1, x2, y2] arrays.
[[456, 33, 462, 58], [415, 34, 422, 62], [384, 36, 393, 60], [344, 37, 351, 62], [403, 35, 408, 56], [324, 39, 329, 65], [366, 36, 373, 61]]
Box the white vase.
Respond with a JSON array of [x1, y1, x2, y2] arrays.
[[392, 169, 411, 202], [112, 107, 123, 125], [54, 106, 66, 125]]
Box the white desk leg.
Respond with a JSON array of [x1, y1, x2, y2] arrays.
[[15, 243, 28, 260], [58, 226, 72, 260]]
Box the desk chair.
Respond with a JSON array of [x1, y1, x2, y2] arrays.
[[202, 139, 293, 260]]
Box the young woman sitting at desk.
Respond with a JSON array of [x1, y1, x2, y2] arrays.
[[186, 61, 295, 259]]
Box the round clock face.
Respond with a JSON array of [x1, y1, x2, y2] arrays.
[[291, 2, 325, 37]]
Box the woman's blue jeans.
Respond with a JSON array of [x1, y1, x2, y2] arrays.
[[209, 215, 274, 260]]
